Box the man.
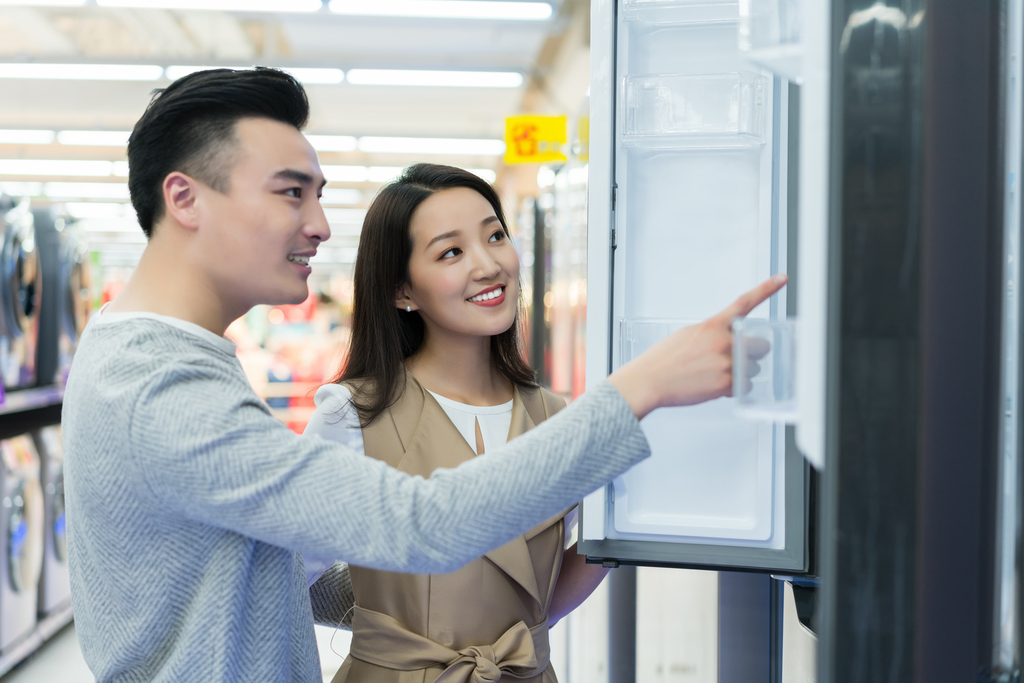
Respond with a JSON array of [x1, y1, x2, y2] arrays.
[[62, 67, 784, 682]]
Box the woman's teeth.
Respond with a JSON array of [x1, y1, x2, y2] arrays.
[[468, 287, 503, 302], [288, 255, 310, 266]]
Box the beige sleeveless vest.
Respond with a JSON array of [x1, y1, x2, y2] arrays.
[[333, 371, 568, 683]]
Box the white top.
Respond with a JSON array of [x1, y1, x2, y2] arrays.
[[426, 390, 513, 456], [303, 383, 579, 586]]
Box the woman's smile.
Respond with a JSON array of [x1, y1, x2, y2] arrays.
[[467, 285, 506, 306]]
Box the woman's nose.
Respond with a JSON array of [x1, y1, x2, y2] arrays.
[[471, 248, 501, 279]]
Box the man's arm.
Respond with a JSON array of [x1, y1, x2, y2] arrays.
[[132, 376, 647, 575], [131, 275, 785, 576]]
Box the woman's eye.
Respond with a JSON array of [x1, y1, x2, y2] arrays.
[[488, 230, 505, 243], [440, 247, 462, 259]]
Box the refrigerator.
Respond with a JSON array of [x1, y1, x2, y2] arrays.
[[579, 0, 829, 575]]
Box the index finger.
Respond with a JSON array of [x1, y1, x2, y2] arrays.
[[714, 274, 788, 322]]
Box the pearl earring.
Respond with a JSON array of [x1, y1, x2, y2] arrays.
[[406, 306, 412, 312]]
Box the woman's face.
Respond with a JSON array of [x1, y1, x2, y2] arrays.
[[399, 186, 520, 341]]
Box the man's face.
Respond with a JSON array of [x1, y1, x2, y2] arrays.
[[194, 117, 329, 312]]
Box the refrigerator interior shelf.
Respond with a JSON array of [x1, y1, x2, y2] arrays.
[[624, 72, 768, 145], [623, 0, 739, 25]]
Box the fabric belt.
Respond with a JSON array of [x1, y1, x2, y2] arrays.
[[348, 605, 550, 683]]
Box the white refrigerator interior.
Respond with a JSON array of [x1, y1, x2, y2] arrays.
[[582, 0, 805, 570]]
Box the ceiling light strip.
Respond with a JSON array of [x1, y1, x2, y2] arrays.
[[346, 69, 523, 88], [95, 0, 322, 11], [329, 0, 553, 20], [0, 64, 164, 81]]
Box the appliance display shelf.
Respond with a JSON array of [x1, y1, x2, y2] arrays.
[[0, 385, 63, 417], [0, 602, 73, 678]]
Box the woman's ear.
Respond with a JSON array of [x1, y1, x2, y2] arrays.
[[395, 285, 418, 312]]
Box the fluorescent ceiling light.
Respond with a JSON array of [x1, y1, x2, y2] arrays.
[[43, 182, 130, 200], [323, 208, 366, 223], [164, 65, 250, 81], [320, 188, 362, 205], [285, 68, 344, 85], [306, 135, 358, 152], [368, 166, 405, 183], [164, 65, 343, 85], [96, 0, 322, 11], [347, 69, 522, 88], [359, 137, 506, 155], [57, 130, 132, 147], [0, 160, 115, 177], [330, 0, 553, 21], [322, 165, 369, 183], [0, 182, 43, 197], [0, 0, 85, 6], [470, 168, 497, 183], [0, 130, 56, 145], [0, 63, 163, 81], [64, 202, 133, 219]]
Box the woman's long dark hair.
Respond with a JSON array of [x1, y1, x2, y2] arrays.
[[335, 163, 537, 426]]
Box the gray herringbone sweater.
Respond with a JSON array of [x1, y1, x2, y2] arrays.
[[62, 312, 650, 683]]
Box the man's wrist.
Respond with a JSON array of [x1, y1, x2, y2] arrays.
[[608, 363, 658, 421]]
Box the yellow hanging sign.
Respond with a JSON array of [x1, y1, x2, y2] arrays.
[[505, 115, 568, 164]]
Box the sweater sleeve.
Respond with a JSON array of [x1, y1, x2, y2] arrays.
[[129, 357, 649, 575], [309, 562, 355, 629], [301, 384, 364, 586]]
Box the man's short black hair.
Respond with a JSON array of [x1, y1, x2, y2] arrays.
[[127, 67, 310, 237]]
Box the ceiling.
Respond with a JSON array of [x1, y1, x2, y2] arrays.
[[0, 1, 589, 269]]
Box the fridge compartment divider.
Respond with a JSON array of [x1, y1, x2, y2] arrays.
[[623, 72, 769, 145], [622, 0, 739, 26]]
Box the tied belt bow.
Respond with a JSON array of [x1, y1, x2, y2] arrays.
[[348, 605, 550, 683]]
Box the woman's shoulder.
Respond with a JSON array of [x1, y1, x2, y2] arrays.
[[313, 382, 355, 410], [306, 383, 364, 446], [518, 384, 568, 420]]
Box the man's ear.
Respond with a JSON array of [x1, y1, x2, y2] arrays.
[[395, 284, 418, 312], [162, 172, 200, 231]]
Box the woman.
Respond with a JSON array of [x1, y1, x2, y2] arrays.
[[304, 163, 609, 683]]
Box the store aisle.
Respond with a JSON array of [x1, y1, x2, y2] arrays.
[[0, 623, 352, 682], [2, 624, 91, 682]]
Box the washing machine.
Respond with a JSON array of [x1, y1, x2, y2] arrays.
[[0, 198, 42, 391], [34, 208, 90, 387], [30, 427, 68, 618], [0, 435, 43, 652]]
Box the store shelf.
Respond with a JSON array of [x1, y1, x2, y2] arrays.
[[0, 386, 63, 416], [0, 603, 74, 678]]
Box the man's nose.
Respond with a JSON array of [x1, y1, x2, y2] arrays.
[[305, 203, 331, 243]]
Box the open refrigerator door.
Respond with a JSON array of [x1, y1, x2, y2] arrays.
[[580, 0, 814, 572]]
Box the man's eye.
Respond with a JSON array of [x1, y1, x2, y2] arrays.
[[285, 187, 302, 198], [489, 230, 505, 243], [440, 247, 462, 259]]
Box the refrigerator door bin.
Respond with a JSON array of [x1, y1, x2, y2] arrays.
[[738, 0, 802, 81], [733, 317, 798, 422], [624, 72, 768, 148]]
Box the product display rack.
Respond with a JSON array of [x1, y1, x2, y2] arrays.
[[0, 385, 70, 675], [0, 385, 63, 441]]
